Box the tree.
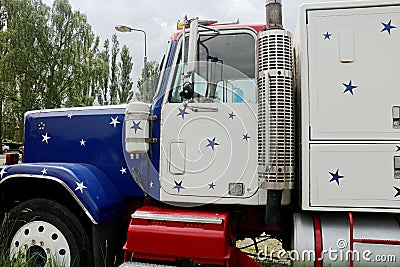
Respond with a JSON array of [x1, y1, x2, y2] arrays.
[[0, 0, 141, 142], [44, 0, 99, 108], [97, 39, 110, 105], [0, 0, 100, 110], [0, 0, 101, 141], [88, 37, 101, 105], [0, 3, 8, 145], [65, 11, 100, 107], [118, 45, 133, 104], [136, 61, 159, 103], [0, 0, 50, 140], [109, 34, 119, 105]]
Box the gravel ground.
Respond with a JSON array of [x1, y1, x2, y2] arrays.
[[237, 234, 291, 267]]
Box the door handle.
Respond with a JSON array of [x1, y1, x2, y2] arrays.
[[184, 102, 218, 112], [393, 106, 400, 129]]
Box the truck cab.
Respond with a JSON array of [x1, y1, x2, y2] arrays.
[[1, 1, 400, 266], [144, 23, 265, 205]]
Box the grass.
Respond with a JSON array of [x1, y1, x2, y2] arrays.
[[0, 212, 67, 267], [0, 237, 285, 267], [0, 252, 67, 267]]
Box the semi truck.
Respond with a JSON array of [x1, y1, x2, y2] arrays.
[[1, 0, 400, 266]]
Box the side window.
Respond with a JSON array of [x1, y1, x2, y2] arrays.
[[169, 31, 256, 103], [170, 61, 183, 103], [215, 79, 256, 103]]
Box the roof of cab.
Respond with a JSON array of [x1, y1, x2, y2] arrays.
[[170, 23, 266, 41]]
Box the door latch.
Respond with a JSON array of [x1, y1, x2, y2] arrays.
[[392, 106, 400, 129], [394, 156, 400, 179]]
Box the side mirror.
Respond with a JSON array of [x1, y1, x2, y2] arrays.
[[187, 18, 198, 74], [180, 82, 194, 100]]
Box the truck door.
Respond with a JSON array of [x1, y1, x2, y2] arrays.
[[159, 28, 259, 204]]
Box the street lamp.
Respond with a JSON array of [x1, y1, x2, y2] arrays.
[[115, 24, 148, 102]]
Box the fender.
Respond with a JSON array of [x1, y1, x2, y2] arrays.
[[0, 163, 124, 224]]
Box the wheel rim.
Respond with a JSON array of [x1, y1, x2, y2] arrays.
[[26, 246, 47, 267], [10, 220, 71, 267]]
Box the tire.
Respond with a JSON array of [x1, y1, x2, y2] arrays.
[[1, 198, 93, 267]]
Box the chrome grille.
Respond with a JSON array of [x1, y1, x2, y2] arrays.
[[258, 29, 294, 190]]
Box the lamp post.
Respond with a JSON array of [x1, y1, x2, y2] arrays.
[[115, 24, 148, 102]]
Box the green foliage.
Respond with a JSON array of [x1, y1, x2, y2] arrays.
[[0, 0, 137, 142], [109, 34, 120, 105], [97, 39, 110, 105], [118, 45, 133, 103], [136, 60, 159, 103], [0, 252, 66, 267]]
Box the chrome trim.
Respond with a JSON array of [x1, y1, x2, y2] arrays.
[[183, 102, 218, 112], [25, 104, 127, 116], [0, 174, 98, 224], [125, 137, 158, 144], [125, 114, 157, 121], [131, 212, 223, 224]]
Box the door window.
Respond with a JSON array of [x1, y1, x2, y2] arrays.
[[169, 31, 256, 103]]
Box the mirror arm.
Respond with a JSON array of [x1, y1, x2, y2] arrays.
[[187, 18, 199, 75], [180, 15, 188, 87]]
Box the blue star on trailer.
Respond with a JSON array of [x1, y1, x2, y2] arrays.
[[394, 186, 400, 197], [396, 146, 400, 152], [173, 180, 185, 193], [329, 169, 345, 185], [206, 138, 220, 151], [131, 121, 142, 133], [208, 182, 216, 190], [177, 107, 189, 119], [381, 20, 397, 34], [228, 112, 236, 120], [323, 31, 332, 40], [242, 133, 251, 141], [342, 81, 358, 95]]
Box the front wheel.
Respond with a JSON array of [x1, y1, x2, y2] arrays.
[[1, 198, 93, 267]]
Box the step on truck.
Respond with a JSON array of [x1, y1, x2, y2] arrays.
[[1, 0, 400, 266]]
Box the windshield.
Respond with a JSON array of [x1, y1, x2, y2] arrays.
[[169, 30, 257, 103]]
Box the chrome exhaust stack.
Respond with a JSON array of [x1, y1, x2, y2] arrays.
[[258, 0, 294, 226]]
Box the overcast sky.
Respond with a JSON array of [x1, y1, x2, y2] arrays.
[[41, 0, 338, 85]]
